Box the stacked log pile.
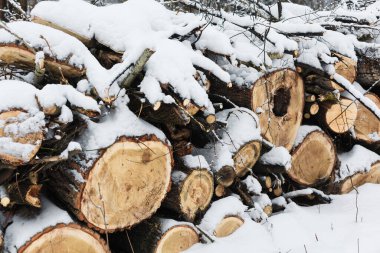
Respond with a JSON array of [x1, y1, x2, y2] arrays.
[[0, 0, 379, 252]]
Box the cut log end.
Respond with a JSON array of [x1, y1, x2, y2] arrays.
[[354, 93, 380, 145], [18, 224, 110, 253], [214, 216, 244, 238], [289, 130, 336, 186], [79, 136, 172, 232], [251, 70, 304, 150], [215, 165, 236, 187], [233, 140, 261, 177], [321, 98, 358, 134], [179, 169, 214, 221], [155, 225, 199, 253]]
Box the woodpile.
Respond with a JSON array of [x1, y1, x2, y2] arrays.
[[0, 0, 379, 252]]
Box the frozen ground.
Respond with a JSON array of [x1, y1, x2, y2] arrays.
[[187, 183, 380, 253]]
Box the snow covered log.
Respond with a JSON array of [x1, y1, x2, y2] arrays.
[[288, 126, 337, 187], [317, 97, 358, 134], [3, 197, 110, 253], [354, 92, 380, 147], [332, 145, 380, 194], [199, 197, 246, 238], [210, 69, 304, 150], [0, 110, 44, 166], [194, 108, 261, 187], [129, 217, 199, 253], [0, 44, 85, 80], [162, 155, 214, 222], [254, 146, 292, 174]]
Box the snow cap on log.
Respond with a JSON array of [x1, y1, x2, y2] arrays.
[[336, 145, 380, 182]]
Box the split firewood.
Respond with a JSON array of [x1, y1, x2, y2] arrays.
[[46, 100, 173, 232], [3, 197, 110, 253], [353, 92, 380, 147], [162, 155, 214, 222], [194, 108, 261, 187], [129, 217, 199, 253], [199, 197, 246, 238], [210, 69, 304, 150], [332, 145, 380, 194]]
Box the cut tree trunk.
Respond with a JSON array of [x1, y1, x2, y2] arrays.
[[332, 162, 380, 194], [214, 215, 244, 238], [317, 97, 358, 134], [354, 92, 380, 147], [162, 155, 214, 222], [210, 69, 304, 150], [0, 44, 85, 79], [288, 128, 337, 187], [3, 198, 110, 253], [329, 52, 357, 92], [129, 217, 199, 253], [46, 135, 173, 233]]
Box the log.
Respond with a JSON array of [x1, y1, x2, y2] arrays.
[[329, 52, 357, 92], [0, 185, 10, 207], [356, 47, 380, 89], [333, 162, 380, 194], [288, 126, 337, 187], [354, 92, 380, 147], [0, 44, 85, 79], [129, 217, 199, 253], [194, 108, 261, 186], [317, 97, 358, 134], [46, 135, 173, 232], [210, 69, 304, 150], [7, 182, 42, 208], [332, 145, 380, 194], [199, 197, 246, 238], [0, 110, 45, 166], [162, 155, 214, 222], [3, 197, 110, 253]]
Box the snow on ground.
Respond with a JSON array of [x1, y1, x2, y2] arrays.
[[186, 184, 380, 253]]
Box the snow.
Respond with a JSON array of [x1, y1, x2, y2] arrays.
[[320, 31, 357, 61], [172, 170, 187, 185], [159, 218, 196, 234], [260, 146, 292, 170], [4, 196, 73, 253], [241, 175, 262, 195], [181, 154, 210, 170], [31, 0, 231, 113], [0, 80, 39, 113], [186, 184, 380, 253], [78, 94, 168, 152], [336, 145, 380, 182], [293, 125, 322, 149], [59, 141, 82, 159]]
